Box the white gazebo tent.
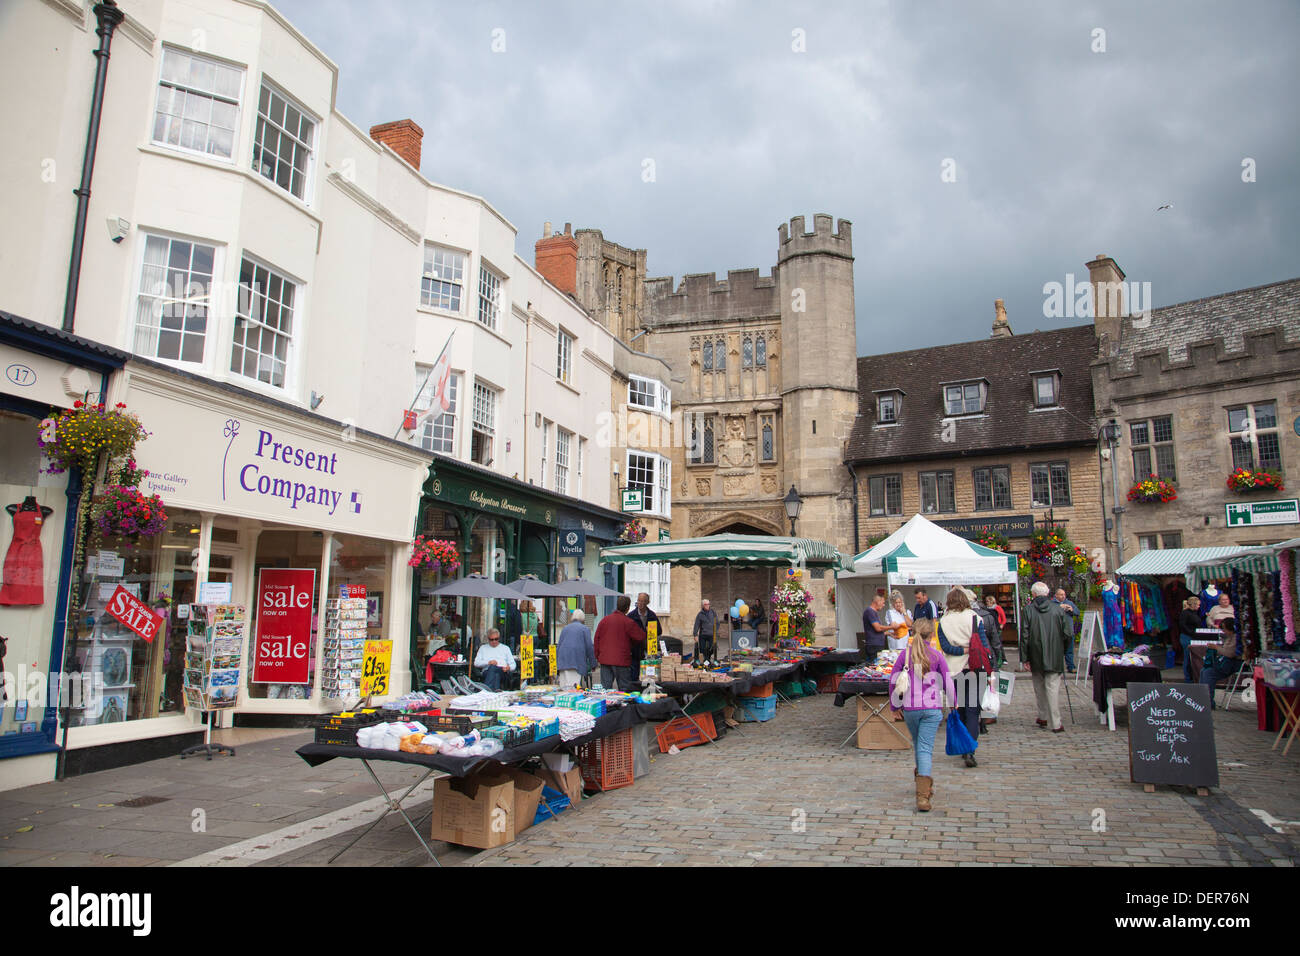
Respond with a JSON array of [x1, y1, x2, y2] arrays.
[[834, 514, 1019, 650]]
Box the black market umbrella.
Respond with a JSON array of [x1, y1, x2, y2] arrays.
[[428, 573, 520, 600], [506, 576, 572, 599], [553, 579, 624, 599]]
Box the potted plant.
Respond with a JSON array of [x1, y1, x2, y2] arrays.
[[1226, 468, 1285, 493], [409, 535, 461, 574], [975, 528, 1009, 551], [618, 519, 648, 543], [1126, 475, 1178, 504]]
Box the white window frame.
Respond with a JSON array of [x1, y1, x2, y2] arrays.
[[252, 80, 317, 202], [557, 329, 574, 384], [131, 231, 219, 367], [625, 451, 671, 518], [540, 420, 550, 489], [230, 253, 299, 391], [152, 47, 244, 162], [624, 561, 670, 616], [477, 263, 503, 331], [414, 364, 459, 455], [421, 244, 466, 313], [555, 429, 571, 496], [576, 437, 585, 497], [878, 392, 899, 423], [471, 381, 498, 466], [628, 374, 667, 412]]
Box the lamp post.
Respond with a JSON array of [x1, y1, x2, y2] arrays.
[[783, 485, 803, 536], [1101, 418, 1125, 571]]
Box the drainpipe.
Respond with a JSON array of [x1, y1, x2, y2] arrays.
[[846, 462, 860, 555], [62, 1, 126, 333]]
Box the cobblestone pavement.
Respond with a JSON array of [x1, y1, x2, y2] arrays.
[[0, 671, 1297, 867]]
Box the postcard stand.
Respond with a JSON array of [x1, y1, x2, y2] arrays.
[[180, 604, 247, 760]]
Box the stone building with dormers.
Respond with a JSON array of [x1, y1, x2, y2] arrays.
[[536, 215, 858, 642]]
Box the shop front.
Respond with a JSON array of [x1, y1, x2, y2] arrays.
[[555, 506, 624, 626], [57, 361, 429, 769], [0, 312, 128, 789]]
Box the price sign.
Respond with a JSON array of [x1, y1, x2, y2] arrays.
[[779, 612, 789, 637], [647, 620, 658, 657], [360, 640, 392, 698], [548, 644, 557, 676], [520, 633, 534, 680], [338, 584, 367, 599]]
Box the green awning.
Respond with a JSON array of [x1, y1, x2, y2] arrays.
[[599, 534, 854, 571], [1187, 547, 1280, 587], [1116, 546, 1253, 578]]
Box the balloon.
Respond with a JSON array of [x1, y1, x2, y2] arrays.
[[738, 603, 749, 618]]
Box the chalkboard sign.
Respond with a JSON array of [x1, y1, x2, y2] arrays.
[[1127, 683, 1218, 789], [1076, 611, 1102, 684]]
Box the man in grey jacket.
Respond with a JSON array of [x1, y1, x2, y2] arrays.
[[1022, 581, 1072, 732], [556, 609, 596, 690]]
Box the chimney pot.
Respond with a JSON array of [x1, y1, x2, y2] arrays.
[[543, 221, 552, 238], [563, 222, 572, 235]]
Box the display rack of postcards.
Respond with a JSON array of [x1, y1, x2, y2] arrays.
[[182, 604, 247, 712], [322, 598, 367, 700]]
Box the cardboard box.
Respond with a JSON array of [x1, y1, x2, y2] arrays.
[[537, 764, 584, 805], [855, 695, 911, 751], [489, 767, 545, 834], [429, 771, 515, 849], [541, 752, 574, 773]]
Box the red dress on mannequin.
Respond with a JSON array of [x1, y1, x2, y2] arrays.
[[0, 502, 50, 606]]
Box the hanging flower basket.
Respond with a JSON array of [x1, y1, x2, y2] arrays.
[[409, 535, 461, 574], [1024, 528, 1090, 580], [1126, 475, 1177, 504], [38, 401, 149, 477], [92, 485, 168, 539], [618, 519, 648, 544], [1226, 468, 1284, 493], [975, 529, 1009, 551]]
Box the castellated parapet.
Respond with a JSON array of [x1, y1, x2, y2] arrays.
[[643, 268, 779, 327], [777, 214, 853, 263]]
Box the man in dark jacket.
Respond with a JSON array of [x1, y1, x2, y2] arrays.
[[627, 592, 658, 667], [692, 599, 718, 662], [1022, 581, 1072, 732], [597, 595, 646, 691]]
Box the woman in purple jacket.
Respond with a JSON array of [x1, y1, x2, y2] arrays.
[[889, 619, 957, 812]]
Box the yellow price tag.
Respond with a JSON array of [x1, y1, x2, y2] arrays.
[[520, 633, 534, 680], [647, 620, 659, 657], [360, 640, 392, 698], [779, 612, 789, 637], [548, 643, 557, 676]]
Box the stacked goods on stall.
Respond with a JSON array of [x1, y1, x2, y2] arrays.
[[321, 597, 366, 699]]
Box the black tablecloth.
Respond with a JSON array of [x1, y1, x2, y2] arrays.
[[1090, 659, 1163, 712], [658, 660, 804, 697], [804, 649, 863, 666], [296, 698, 678, 777], [833, 678, 891, 707]]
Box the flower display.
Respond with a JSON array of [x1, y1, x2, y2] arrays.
[[1126, 475, 1177, 503], [408, 536, 461, 574], [1023, 527, 1089, 581], [975, 529, 1009, 551], [771, 578, 816, 640], [1226, 468, 1285, 493], [618, 519, 647, 543], [91, 485, 168, 538], [38, 401, 149, 476], [827, 585, 836, 607]]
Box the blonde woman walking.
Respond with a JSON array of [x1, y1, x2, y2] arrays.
[[889, 619, 957, 812]]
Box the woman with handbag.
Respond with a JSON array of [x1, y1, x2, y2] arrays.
[[936, 587, 994, 768], [889, 619, 957, 812]]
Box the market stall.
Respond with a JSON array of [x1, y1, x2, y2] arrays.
[[834, 514, 1020, 652]]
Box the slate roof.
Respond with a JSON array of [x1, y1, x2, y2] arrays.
[[846, 324, 1098, 465], [1109, 276, 1300, 371]]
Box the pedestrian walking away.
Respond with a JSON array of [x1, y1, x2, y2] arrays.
[[935, 587, 990, 767], [555, 608, 596, 690], [889, 619, 957, 812], [1022, 581, 1072, 732]]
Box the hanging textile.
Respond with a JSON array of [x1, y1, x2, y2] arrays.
[[1281, 550, 1296, 646], [1198, 584, 1222, 627], [1102, 586, 1124, 648]]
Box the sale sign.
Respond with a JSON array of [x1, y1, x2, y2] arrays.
[[104, 586, 166, 643], [253, 568, 317, 683], [520, 633, 534, 680], [360, 640, 392, 698], [647, 620, 659, 657]]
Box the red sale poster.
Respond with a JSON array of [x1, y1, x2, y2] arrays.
[[252, 568, 317, 684], [104, 586, 166, 644]]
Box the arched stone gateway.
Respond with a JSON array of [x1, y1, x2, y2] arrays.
[[694, 512, 785, 538]]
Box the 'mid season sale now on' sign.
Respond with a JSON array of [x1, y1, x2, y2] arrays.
[[252, 568, 317, 684]]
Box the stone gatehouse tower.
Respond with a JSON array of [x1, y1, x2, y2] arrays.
[[536, 215, 858, 641]]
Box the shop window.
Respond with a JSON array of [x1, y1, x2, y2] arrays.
[[67, 508, 207, 725], [246, 528, 321, 700]]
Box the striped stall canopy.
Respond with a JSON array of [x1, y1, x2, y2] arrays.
[[599, 534, 854, 571], [1116, 546, 1252, 579], [1186, 546, 1280, 588]]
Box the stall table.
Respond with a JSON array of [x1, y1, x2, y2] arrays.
[[1267, 684, 1300, 756], [295, 698, 677, 864], [1091, 657, 1163, 730], [832, 678, 908, 749]]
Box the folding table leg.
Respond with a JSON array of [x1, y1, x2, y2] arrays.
[[840, 694, 878, 748], [674, 695, 721, 742], [328, 762, 441, 866]]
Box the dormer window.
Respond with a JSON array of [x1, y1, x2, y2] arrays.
[[944, 381, 985, 416], [1032, 371, 1061, 408], [877, 391, 900, 423]]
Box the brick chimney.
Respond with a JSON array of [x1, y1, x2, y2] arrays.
[[1086, 253, 1125, 349], [369, 119, 423, 170], [534, 221, 578, 296], [991, 298, 1013, 338]]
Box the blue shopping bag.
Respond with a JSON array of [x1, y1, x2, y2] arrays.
[[944, 710, 978, 756]]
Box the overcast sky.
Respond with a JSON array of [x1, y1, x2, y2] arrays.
[[275, 0, 1300, 353]]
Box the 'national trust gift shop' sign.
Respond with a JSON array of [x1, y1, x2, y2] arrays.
[[120, 371, 426, 542], [427, 475, 556, 527]]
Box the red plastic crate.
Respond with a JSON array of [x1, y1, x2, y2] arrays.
[[654, 713, 716, 752], [737, 681, 774, 699], [576, 728, 635, 791], [815, 674, 842, 694]]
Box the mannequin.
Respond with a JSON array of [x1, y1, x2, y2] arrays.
[[0, 496, 53, 606], [1198, 584, 1220, 627], [1101, 580, 1124, 648]]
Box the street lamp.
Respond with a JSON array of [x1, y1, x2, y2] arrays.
[[1100, 418, 1125, 569], [783, 485, 803, 536]]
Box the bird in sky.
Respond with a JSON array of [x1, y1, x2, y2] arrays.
[[1156, 203, 1173, 211]]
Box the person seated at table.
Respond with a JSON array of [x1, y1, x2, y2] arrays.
[[473, 628, 516, 691], [1199, 617, 1243, 709], [748, 598, 767, 639], [1206, 591, 1236, 628], [1178, 595, 1202, 682]]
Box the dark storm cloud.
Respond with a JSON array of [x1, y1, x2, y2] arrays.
[[275, 0, 1300, 352]]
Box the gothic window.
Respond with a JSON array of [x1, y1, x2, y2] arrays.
[[742, 336, 754, 368], [761, 420, 774, 461], [616, 267, 624, 314], [756, 334, 766, 367], [715, 339, 726, 371], [702, 339, 713, 370]]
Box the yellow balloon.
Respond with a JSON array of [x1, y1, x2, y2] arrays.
[[737, 603, 749, 618]]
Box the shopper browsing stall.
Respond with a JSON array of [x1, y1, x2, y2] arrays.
[[598, 595, 645, 692], [626, 592, 657, 668], [556, 609, 596, 690], [862, 592, 889, 662]]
